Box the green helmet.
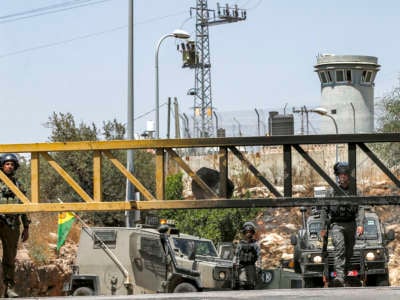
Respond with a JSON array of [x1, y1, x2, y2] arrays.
[[242, 221, 256, 234], [333, 161, 349, 176], [0, 153, 19, 170]]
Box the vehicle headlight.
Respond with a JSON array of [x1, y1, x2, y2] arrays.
[[313, 255, 323, 264], [365, 252, 375, 261], [218, 271, 226, 280]]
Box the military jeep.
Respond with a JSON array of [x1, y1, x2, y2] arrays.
[[291, 206, 395, 287], [64, 224, 233, 296]]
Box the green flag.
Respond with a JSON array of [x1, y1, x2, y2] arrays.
[[57, 212, 75, 251]]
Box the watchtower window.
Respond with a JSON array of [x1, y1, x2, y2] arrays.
[[361, 70, 373, 84], [335, 70, 345, 82], [346, 70, 352, 82], [319, 71, 328, 84], [319, 71, 333, 84]]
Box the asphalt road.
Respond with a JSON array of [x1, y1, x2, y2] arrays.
[[19, 287, 400, 300]]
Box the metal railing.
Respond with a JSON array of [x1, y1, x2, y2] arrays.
[[0, 133, 399, 213]]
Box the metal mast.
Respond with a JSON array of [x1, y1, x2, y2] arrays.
[[187, 1, 246, 137]]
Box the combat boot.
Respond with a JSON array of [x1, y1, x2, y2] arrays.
[[332, 277, 345, 287], [4, 283, 18, 298]]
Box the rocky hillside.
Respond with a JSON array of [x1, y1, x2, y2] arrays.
[[6, 181, 400, 296]]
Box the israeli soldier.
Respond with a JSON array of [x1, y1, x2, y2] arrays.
[[319, 162, 365, 287], [232, 222, 260, 290], [0, 154, 30, 298]]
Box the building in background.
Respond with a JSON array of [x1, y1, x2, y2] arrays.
[[268, 111, 294, 136], [314, 54, 380, 134]]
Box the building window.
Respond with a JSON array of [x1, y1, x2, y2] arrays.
[[319, 71, 334, 85], [319, 71, 328, 84], [346, 70, 352, 82], [361, 70, 373, 84], [327, 71, 333, 82], [336, 69, 345, 82]]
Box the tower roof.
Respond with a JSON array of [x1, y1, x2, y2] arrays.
[[315, 54, 380, 70]]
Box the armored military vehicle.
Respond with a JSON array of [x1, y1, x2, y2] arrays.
[[291, 206, 394, 287], [63, 222, 234, 296], [217, 242, 303, 289]]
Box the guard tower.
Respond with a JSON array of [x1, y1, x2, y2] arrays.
[[314, 54, 380, 134]]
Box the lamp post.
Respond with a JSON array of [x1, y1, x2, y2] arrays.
[[125, 0, 135, 227], [155, 29, 190, 138], [311, 107, 339, 162]]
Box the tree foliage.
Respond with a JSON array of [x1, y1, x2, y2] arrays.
[[375, 85, 400, 167], [160, 207, 258, 243], [24, 112, 155, 226], [161, 172, 258, 243]]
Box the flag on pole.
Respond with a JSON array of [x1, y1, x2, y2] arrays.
[[57, 212, 75, 251]]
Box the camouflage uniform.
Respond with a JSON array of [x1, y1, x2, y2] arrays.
[[0, 177, 30, 288], [320, 187, 365, 284], [233, 238, 260, 289]]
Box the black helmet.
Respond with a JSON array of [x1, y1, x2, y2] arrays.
[[242, 221, 256, 234], [1, 153, 19, 170], [333, 161, 349, 176]]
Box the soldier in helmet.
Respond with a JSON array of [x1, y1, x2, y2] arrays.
[[232, 221, 260, 290], [0, 154, 30, 297], [319, 162, 365, 287]]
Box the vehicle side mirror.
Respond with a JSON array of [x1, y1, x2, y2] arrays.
[[385, 229, 395, 242], [290, 234, 297, 246]]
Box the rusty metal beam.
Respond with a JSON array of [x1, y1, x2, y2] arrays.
[[155, 149, 165, 200], [348, 143, 357, 195], [41, 152, 94, 203], [229, 146, 282, 197], [219, 147, 228, 198], [30, 152, 39, 203], [293, 145, 345, 196], [0, 171, 30, 204], [0, 133, 399, 153], [0, 134, 398, 213], [283, 145, 292, 197], [166, 148, 218, 199], [102, 150, 155, 201], [93, 150, 102, 201], [357, 143, 400, 188], [0, 195, 400, 214]]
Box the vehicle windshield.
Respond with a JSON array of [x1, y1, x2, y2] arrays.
[[172, 237, 218, 257], [308, 222, 321, 239], [359, 218, 378, 239]]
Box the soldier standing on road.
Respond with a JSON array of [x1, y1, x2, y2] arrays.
[[320, 162, 365, 287], [233, 222, 260, 290], [0, 154, 30, 298]]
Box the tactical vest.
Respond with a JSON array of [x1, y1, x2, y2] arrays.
[[238, 241, 258, 265], [0, 180, 21, 205], [0, 178, 26, 228], [328, 205, 358, 222]]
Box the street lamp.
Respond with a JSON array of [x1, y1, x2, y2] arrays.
[[155, 29, 190, 138], [310, 107, 339, 162]]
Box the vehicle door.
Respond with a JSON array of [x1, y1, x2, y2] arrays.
[[129, 231, 167, 292]]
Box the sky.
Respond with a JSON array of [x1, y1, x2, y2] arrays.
[[1, 0, 400, 144]]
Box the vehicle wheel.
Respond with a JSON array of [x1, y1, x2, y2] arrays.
[[73, 287, 94, 296], [369, 274, 389, 286], [173, 282, 197, 293], [304, 278, 316, 288]]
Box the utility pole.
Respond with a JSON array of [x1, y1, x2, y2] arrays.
[[126, 0, 136, 227], [182, 1, 246, 137]]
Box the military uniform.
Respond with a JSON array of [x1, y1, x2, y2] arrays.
[[320, 187, 365, 284], [233, 238, 260, 289], [0, 177, 30, 292]]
